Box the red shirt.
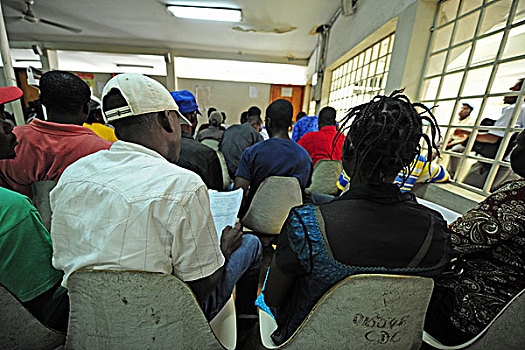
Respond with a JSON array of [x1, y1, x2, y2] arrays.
[[298, 125, 344, 166], [0, 119, 111, 198]]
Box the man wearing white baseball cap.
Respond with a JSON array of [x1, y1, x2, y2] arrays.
[[50, 73, 261, 322]]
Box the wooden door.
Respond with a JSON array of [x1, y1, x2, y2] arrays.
[[270, 84, 305, 121]]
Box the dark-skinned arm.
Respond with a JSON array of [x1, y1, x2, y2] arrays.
[[187, 223, 243, 304]]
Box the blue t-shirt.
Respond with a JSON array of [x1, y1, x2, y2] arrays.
[[291, 115, 318, 142], [236, 138, 312, 195]]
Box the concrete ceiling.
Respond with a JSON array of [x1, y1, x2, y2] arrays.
[[2, 0, 341, 63]]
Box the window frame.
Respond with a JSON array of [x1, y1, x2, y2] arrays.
[[328, 32, 396, 119], [416, 0, 525, 195]]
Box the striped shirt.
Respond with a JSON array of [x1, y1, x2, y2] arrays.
[[337, 154, 449, 192]]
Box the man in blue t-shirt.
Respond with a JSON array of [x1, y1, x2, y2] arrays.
[[234, 99, 313, 213]]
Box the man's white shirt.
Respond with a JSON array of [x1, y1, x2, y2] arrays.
[[50, 140, 224, 287]]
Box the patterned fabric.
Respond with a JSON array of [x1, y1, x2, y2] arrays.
[[337, 154, 449, 191], [291, 115, 318, 142], [426, 179, 525, 343]]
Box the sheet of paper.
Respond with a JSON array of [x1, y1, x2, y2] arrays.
[[208, 188, 243, 241]]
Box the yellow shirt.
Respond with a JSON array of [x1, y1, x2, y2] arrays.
[[83, 123, 118, 143]]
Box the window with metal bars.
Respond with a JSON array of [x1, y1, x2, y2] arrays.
[[417, 0, 525, 195], [328, 33, 395, 119]]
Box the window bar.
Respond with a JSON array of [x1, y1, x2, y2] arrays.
[[458, 0, 519, 194], [433, 0, 467, 168], [483, 84, 525, 192], [433, 0, 503, 30], [440, 1, 486, 180]]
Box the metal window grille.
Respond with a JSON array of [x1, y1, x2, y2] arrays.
[[416, 0, 525, 196], [328, 33, 395, 119]]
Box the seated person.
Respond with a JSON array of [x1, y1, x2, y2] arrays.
[[298, 106, 344, 166], [0, 87, 68, 332], [424, 129, 525, 346], [260, 91, 452, 345], [0, 71, 111, 198], [83, 97, 118, 142], [459, 79, 524, 190], [196, 111, 225, 142], [291, 113, 318, 142], [234, 99, 312, 213], [171, 90, 223, 191], [50, 74, 261, 322], [219, 114, 264, 178], [337, 153, 449, 193]]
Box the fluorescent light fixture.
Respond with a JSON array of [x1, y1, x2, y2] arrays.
[[167, 5, 242, 22]]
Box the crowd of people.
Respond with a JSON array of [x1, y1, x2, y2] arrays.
[[0, 70, 523, 348]]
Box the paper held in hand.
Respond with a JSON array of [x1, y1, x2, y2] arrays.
[[208, 188, 243, 240]]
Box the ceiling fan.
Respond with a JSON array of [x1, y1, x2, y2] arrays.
[[8, 0, 82, 33]]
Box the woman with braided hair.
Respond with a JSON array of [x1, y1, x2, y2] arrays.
[[258, 90, 453, 345]]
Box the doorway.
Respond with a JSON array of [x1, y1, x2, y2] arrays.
[[270, 84, 305, 121]]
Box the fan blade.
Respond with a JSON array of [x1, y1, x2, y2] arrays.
[[39, 18, 82, 33], [4, 16, 24, 22]]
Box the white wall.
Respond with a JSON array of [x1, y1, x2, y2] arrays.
[[309, 0, 437, 106], [176, 78, 271, 126], [326, 0, 417, 68]]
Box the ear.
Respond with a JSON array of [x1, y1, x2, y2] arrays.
[[157, 111, 174, 133], [82, 102, 89, 115], [265, 118, 272, 129]]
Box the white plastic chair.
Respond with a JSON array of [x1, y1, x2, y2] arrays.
[[259, 274, 434, 349], [423, 288, 525, 350], [216, 151, 232, 190], [31, 180, 57, 231], [306, 160, 343, 195], [241, 176, 303, 235], [202, 139, 220, 151], [0, 284, 65, 350], [65, 270, 236, 350]]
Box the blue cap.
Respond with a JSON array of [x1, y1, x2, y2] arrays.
[[170, 90, 202, 115]]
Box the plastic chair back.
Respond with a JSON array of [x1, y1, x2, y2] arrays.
[[306, 160, 343, 195], [241, 176, 303, 235], [423, 288, 525, 350], [31, 180, 57, 231], [259, 274, 434, 349], [216, 151, 232, 190], [202, 139, 220, 151], [65, 270, 235, 350], [0, 284, 65, 350]]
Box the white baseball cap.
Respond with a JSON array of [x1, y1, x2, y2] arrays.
[[101, 73, 190, 125]]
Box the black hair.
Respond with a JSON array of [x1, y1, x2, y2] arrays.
[[296, 111, 307, 121], [102, 89, 157, 133], [266, 99, 293, 130], [246, 114, 263, 126], [207, 107, 217, 118], [39, 71, 90, 115], [318, 106, 337, 128], [247, 106, 261, 116], [240, 111, 249, 124], [338, 90, 440, 185], [221, 111, 226, 123]]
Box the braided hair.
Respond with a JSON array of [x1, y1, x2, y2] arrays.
[[336, 89, 440, 186]]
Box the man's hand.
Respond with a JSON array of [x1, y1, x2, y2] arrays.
[[221, 223, 243, 260]]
